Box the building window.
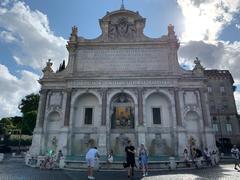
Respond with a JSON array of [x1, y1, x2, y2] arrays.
[[226, 123, 232, 133], [222, 100, 228, 111], [207, 86, 212, 93], [152, 108, 161, 124], [220, 86, 226, 95], [210, 105, 216, 111], [212, 123, 219, 133], [208, 99, 214, 107], [222, 105, 228, 111], [220, 86, 225, 92], [84, 108, 93, 125], [226, 116, 230, 121]]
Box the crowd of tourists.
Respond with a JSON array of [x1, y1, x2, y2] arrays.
[[85, 140, 148, 180], [183, 147, 218, 168], [85, 142, 240, 180]]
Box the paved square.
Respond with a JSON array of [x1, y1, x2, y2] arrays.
[[0, 160, 240, 180]]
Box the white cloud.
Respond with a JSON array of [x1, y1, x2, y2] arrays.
[[234, 90, 240, 113], [0, 30, 18, 43], [0, 64, 40, 118], [0, 0, 68, 118], [177, 0, 240, 113], [177, 0, 240, 42], [236, 24, 240, 30], [13, 55, 22, 65], [179, 40, 240, 113], [179, 41, 240, 83], [0, 0, 10, 7], [0, 0, 68, 70]]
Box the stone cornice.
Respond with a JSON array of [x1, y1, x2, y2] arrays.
[[74, 36, 173, 45]]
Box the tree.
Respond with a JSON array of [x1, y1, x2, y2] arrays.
[[22, 111, 38, 134], [18, 93, 40, 135], [0, 121, 6, 134], [0, 117, 21, 134], [0, 94, 40, 135], [18, 93, 39, 114]]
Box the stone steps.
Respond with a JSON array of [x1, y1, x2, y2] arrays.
[[63, 159, 216, 171]]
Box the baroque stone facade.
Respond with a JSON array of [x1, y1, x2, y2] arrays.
[[29, 8, 216, 157]]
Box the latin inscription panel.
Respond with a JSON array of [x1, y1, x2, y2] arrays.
[[76, 47, 169, 72]]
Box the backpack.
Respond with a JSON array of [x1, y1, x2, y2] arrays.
[[196, 149, 202, 158]]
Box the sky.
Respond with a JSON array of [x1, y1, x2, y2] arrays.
[[0, 0, 240, 118]]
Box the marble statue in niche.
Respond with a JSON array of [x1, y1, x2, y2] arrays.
[[79, 134, 96, 155], [114, 133, 129, 155], [149, 134, 170, 156], [110, 93, 134, 129], [50, 136, 58, 153]]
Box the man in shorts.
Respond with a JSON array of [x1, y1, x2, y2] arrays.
[[86, 147, 100, 179]]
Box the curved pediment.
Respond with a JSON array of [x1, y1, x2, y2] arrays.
[[99, 9, 146, 42], [101, 9, 144, 21]]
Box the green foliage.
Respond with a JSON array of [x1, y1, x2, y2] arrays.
[[0, 93, 39, 136], [18, 93, 39, 114], [0, 122, 5, 134], [18, 93, 40, 135], [22, 111, 37, 135], [0, 116, 22, 135]]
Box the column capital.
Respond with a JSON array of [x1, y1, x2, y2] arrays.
[[39, 89, 49, 95], [174, 87, 180, 91], [64, 88, 73, 93], [98, 88, 108, 97]]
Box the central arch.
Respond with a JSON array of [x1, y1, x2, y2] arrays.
[[110, 92, 135, 129]]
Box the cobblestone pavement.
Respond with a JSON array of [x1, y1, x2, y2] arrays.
[[0, 160, 240, 180]]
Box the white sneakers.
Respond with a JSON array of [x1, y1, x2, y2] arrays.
[[143, 172, 148, 177], [88, 176, 95, 179]]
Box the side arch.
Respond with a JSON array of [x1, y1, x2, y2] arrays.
[[71, 89, 102, 107]]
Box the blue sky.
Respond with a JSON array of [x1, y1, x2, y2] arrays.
[[0, 0, 240, 118]]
